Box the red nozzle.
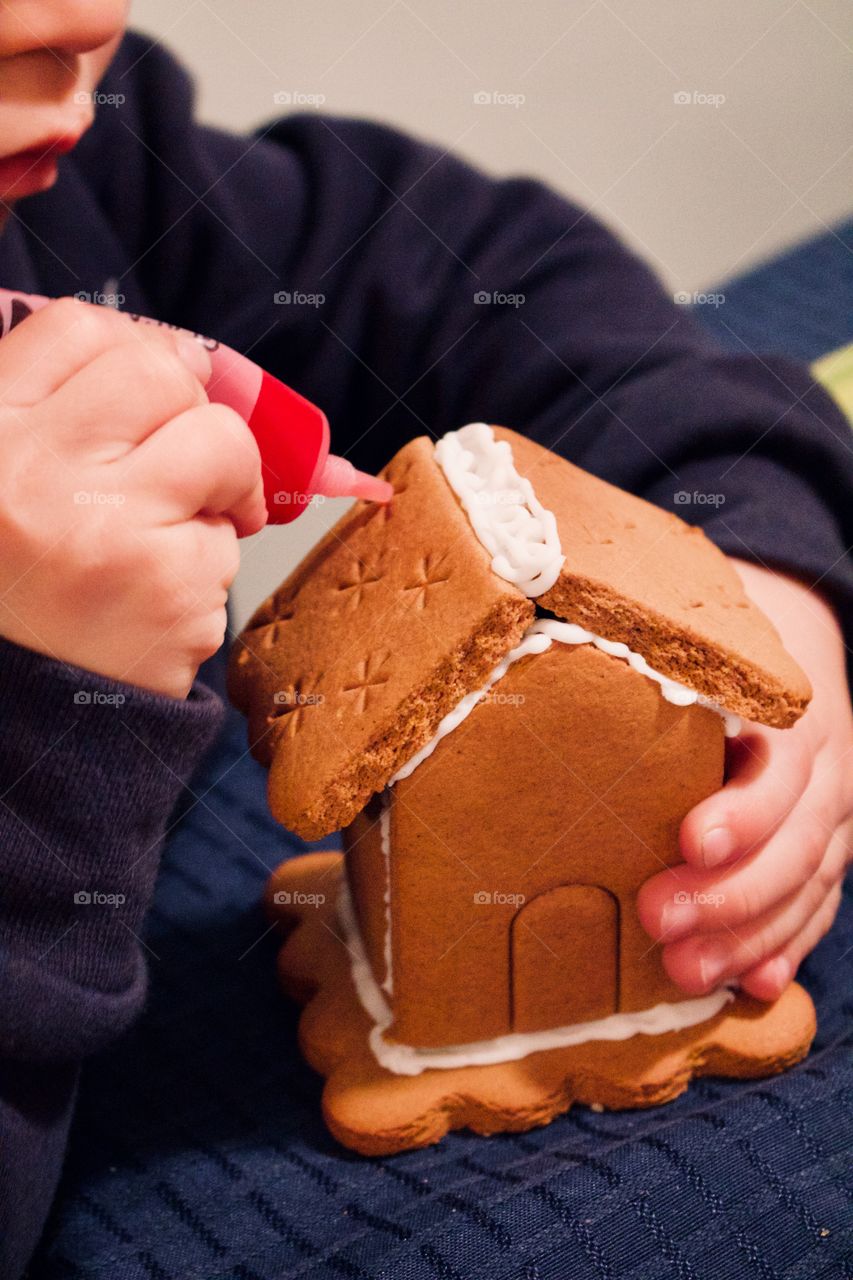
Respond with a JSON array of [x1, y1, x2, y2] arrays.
[[315, 454, 394, 502]]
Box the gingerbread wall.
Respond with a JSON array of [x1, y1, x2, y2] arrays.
[[345, 641, 724, 1048]]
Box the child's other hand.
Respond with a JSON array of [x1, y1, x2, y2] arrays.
[[0, 299, 266, 698], [639, 558, 853, 1000]]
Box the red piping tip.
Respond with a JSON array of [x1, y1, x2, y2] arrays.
[[315, 454, 393, 503]]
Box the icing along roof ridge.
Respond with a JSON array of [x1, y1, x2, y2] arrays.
[[438, 425, 810, 729]]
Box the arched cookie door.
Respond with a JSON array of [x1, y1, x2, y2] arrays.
[[511, 885, 619, 1032]]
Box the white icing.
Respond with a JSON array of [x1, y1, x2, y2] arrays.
[[391, 619, 740, 788], [337, 881, 734, 1076], [528, 619, 742, 736], [390, 630, 553, 783], [379, 792, 393, 994], [434, 422, 565, 596]]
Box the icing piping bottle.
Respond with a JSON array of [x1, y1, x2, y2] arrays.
[[0, 289, 393, 524]]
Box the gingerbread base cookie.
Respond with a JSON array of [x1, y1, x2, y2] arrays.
[[267, 853, 817, 1157]]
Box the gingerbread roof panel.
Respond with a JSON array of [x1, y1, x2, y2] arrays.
[[228, 436, 533, 838], [493, 428, 810, 726]]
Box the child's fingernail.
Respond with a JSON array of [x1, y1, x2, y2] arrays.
[[177, 333, 213, 382], [765, 954, 792, 991], [660, 898, 698, 938], [698, 943, 730, 988], [701, 826, 736, 868]]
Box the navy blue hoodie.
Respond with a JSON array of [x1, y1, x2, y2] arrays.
[[0, 30, 851, 1280]]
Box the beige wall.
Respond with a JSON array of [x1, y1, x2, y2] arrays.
[[129, 0, 853, 627]]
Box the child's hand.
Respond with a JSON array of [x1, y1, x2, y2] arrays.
[[0, 299, 266, 698], [638, 558, 853, 1000]]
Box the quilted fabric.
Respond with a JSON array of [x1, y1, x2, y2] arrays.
[[700, 221, 853, 364], [31, 228, 853, 1279], [31, 710, 853, 1280]]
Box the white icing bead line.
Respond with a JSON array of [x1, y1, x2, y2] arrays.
[[391, 618, 741, 789], [390, 630, 553, 784], [529, 619, 742, 737], [434, 422, 565, 597], [379, 792, 394, 995], [337, 880, 734, 1077]]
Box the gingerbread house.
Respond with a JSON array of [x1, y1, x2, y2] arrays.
[[228, 424, 816, 1153]]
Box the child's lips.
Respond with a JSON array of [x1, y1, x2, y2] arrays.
[[0, 135, 80, 199]]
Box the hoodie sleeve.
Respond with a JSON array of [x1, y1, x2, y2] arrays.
[[78, 33, 853, 643], [0, 637, 224, 1279]]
